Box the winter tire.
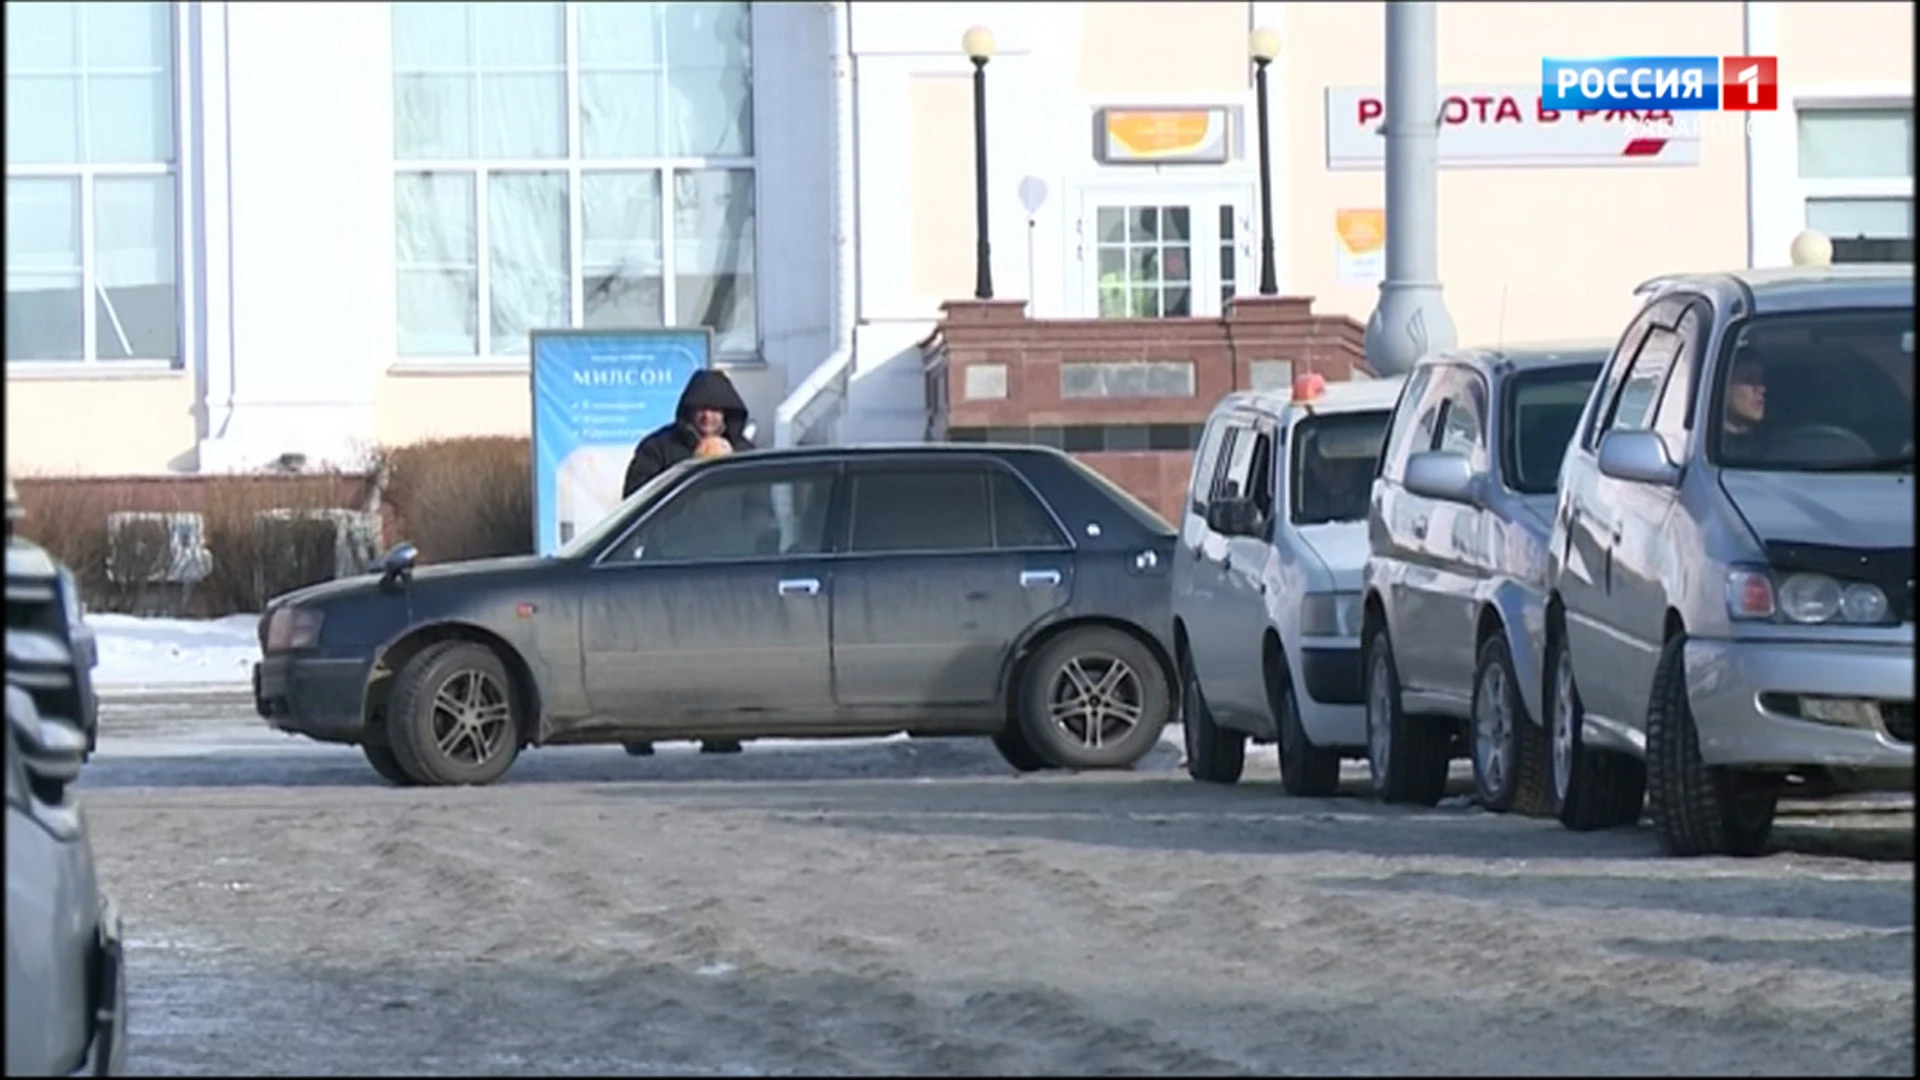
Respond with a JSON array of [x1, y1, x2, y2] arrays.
[[1019, 628, 1171, 770], [992, 726, 1057, 773], [1544, 630, 1645, 831], [1275, 672, 1341, 797], [387, 641, 522, 787], [1178, 642, 1244, 783], [1363, 627, 1450, 806], [361, 740, 418, 786], [1470, 634, 1552, 815], [1645, 635, 1776, 857]]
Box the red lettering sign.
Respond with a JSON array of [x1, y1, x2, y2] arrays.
[[1355, 94, 1673, 129]]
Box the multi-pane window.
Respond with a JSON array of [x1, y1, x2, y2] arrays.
[[4, 1, 179, 366], [1218, 206, 1238, 309], [1094, 206, 1192, 319], [392, 1, 757, 361], [1797, 107, 1913, 265]]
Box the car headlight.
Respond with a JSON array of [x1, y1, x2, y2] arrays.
[[264, 606, 324, 652], [1724, 567, 1894, 626], [1301, 591, 1363, 637]]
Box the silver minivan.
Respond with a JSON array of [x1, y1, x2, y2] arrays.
[[1172, 377, 1405, 795], [1545, 266, 1913, 855]]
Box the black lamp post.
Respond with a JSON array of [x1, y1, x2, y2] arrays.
[[962, 25, 996, 300], [1249, 27, 1281, 296]]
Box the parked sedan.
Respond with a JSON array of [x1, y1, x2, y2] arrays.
[[1360, 343, 1606, 810], [255, 445, 1180, 785]]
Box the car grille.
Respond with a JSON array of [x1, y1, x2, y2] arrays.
[[1883, 702, 1914, 745], [6, 546, 85, 728]]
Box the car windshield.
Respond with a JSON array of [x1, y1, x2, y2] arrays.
[[1291, 410, 1391, 525], [554, 460, 698, 560], [1502, 363, 1602, 494], [1711, 309, 1914, 472]]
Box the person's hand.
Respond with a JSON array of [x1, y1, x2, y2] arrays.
[[693, 435, 734, 459]]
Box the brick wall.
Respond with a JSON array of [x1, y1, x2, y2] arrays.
[[925, 296, 1368, 523]]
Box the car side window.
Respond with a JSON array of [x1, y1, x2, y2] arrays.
[[990, 471, 1067, 549], [1247, 427, 1277, 520], [847, 467, 995, 553], [1188, 417, 1231, 514], [612, 468, 836, 563], [1434, 368, 1489, 469], [1605, 328, 1681, 434], [1217, 422, 1260, 502], [1583, 307, 1662, 449], [1376, 366, 1437, 480], [1651, 304, 1708, 455]]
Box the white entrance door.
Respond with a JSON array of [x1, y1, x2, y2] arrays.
[[1074, 186, 1258, 320]]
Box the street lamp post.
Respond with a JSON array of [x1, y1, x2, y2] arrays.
[[962, 26, 996, 300], [1249, 27, 1281, 296]]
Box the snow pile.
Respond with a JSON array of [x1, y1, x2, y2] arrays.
[[88, 613, 260, 688]]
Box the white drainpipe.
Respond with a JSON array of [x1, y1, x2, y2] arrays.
[[774, 0, 859, 448]]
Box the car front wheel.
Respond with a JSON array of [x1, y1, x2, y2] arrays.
[[361, 741, 418, 786], [1019, 627, 1171, 770], [1645, 634, 1776, 856], [386, 641, 522, 787], [1179, 643, 1244, 783]]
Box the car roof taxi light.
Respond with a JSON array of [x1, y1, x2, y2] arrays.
[[1291, 372, 1328, 401]]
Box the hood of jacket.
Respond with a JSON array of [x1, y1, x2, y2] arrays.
[[676, 370, 750, 439]]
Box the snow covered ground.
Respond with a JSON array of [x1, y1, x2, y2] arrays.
[[88, 613, 259, 689]]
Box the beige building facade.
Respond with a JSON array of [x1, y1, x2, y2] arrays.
[[6, 1, 1912, 476]]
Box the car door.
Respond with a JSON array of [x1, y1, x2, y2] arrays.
[[1389, 366, 1471, 697], [1189, 419, 1255, 696], [1217, 418, 1283, 723], [830, 459, 1073, 714], [1367, 366, 1439, 640], [580, 462, 841, 725], [1413, 365, 1493, 708], [1572, 305, 1682, 725], [1176, 414, 1234, 638]]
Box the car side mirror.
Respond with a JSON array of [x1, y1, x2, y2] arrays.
[[377, 541, 419, 593], [1205, 496, 1264, 537], [1403, 450, 1483, 506], [1597, 430, 1682, 487]]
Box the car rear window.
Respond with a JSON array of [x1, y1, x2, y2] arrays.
[[1060, 456, 1177, 537]]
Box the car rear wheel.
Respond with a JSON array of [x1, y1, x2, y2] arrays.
[[1363, 628, 1450, 806], [1645, 634, 1776, 856], [1545, 632, 1645, 831], [361, 741, 418, 786], [387, 641, 522, 787], [1019, 627, 1171, 770], [1275, 673, 1341, 797], [1470, 635, 1551, 815], [991, 726, 1057, 773], [1179, 643, 1244, 783]]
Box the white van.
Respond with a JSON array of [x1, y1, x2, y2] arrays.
[[1171, 375, 1406, 795]]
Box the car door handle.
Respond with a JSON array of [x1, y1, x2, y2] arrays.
[[1412, 517, 1428, 540], [1020, 569, 1062, 589], [777, 578, 821, 597]]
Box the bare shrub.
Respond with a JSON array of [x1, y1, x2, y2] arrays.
[[378, 437, 533, 563]]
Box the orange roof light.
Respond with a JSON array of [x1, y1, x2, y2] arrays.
[[1292, 372, 1327, 401]]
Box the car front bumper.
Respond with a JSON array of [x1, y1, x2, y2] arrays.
[[254, 653, 370, 743], [71, 899, 125, 1078], [1685, 637, 1914, 778]]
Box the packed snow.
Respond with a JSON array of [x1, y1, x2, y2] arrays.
[[88, 613, 260, 688]]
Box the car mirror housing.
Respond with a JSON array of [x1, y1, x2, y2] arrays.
[[1205, 497, 1264, 537], [1597, 430, 1682, 487], [377, 542, 419, 593], [1403, 450, 1482, 506]]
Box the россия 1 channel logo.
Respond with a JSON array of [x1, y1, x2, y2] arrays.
[[1541, 56, 1778, 112]]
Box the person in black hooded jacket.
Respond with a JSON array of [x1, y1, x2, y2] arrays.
[[622, 369, 756, 497], [620, 369, 753, 758]]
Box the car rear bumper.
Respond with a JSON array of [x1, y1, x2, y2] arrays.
[[71, 899, 125, 1078], [1684, 637, 1914, 779], [254, 654, 369, 742]]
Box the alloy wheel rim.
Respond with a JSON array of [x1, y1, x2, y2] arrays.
[[1366, 650, 1392, 780], [1551, 650, 1577, 801], [429, 669, 511, 766], [1050, 654, 1144, 750], [1474, 662, 1511, 796]]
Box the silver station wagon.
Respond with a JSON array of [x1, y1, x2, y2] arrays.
[[1545, 266, 1914, 856]]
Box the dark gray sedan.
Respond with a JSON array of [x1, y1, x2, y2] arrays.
[[255, 445, 1180, 786]]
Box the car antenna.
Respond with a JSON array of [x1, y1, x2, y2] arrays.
[[1496, 285, 1509, 352]]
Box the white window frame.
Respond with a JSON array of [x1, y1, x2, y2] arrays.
[[1073, 183, 1256, 320], [4, 0, 187, 373], [1749, 84, 1912, 268], [390, 1, 758, 367]]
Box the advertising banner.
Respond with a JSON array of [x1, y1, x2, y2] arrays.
[[530, 328, 711, 556]]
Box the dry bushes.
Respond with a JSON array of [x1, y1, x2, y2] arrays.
[[377, 436, 533, 563]]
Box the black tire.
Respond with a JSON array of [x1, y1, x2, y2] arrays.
[[387, 641, 522, 787], [361, 741, 418, 786], [992, 726, 1057, 773], [1019, 627, 1172, 770], [1645, 635, 1776, 857], [1470, 635, 1552, 816], [1178, 643, 1244, 783], [1363, 628, 1450, 806], [1544, 629, 1646, 831], [1275, 671, 1341, 797]]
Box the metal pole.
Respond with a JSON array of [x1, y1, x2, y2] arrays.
[[1253, 57, 1278, 295], [1363, 0, 1455, 377], [971, 56, 994, 300]]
